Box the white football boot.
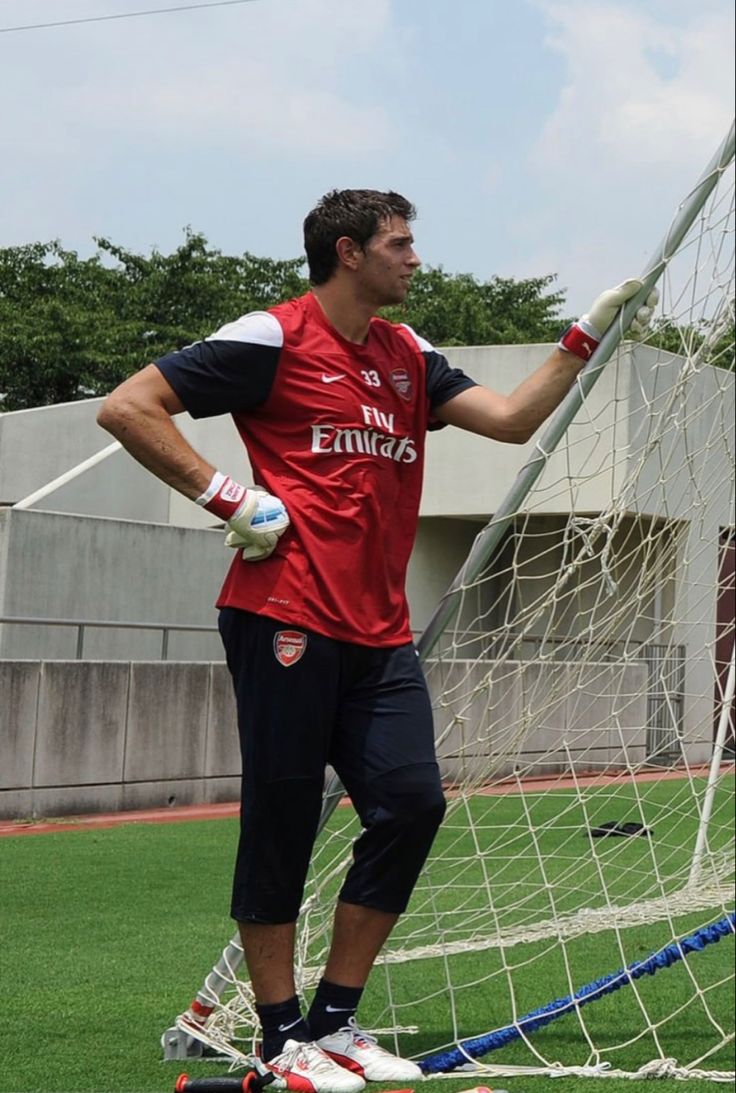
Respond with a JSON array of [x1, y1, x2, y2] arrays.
[[261, 1038, 366, 1093], [317, 1018, 423, 1082]]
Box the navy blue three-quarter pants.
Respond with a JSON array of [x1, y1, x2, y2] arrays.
[[218, 608, 446, 925]]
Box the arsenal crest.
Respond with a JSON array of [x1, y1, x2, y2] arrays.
[[390, 368, 413, 402], [274, 629, 307, 667]]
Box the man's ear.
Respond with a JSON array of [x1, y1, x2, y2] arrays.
[[335, 235, 363, 271]]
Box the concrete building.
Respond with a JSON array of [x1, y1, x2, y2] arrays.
[[1, 342, 733, 817]]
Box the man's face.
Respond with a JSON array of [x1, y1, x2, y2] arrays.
[[354, 216, 421, 307]]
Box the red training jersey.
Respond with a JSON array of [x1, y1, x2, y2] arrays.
[[155, 292, 475, 645]]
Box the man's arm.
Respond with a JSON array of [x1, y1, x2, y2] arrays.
[[97, 364, 216, 499], [98, 364, 289, 560], [434, 347, 583, 444], [433, 278, 658, 444]]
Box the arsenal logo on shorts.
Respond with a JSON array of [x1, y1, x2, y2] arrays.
[[274, 629, 307, 667], [390, 367, 413, 402]]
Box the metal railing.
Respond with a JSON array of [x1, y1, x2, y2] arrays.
[[640, 642, 686, 764], [423, 632, 687, 765], [0, 615, 219, 660]]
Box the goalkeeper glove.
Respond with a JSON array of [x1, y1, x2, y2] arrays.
[[558, 279, 659, 362], [196, 472, 290, 562]]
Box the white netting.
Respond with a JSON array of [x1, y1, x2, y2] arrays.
[[172, 134, 735, 1080]]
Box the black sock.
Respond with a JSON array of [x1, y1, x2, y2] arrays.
[[256, 996, 310, 1061], [307, 979, 364, 1040]]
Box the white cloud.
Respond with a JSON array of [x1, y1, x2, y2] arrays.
[[481, 160, 504, 195], [2, 0, 397, 158], [69, 69, 394, 156], [532, 1, 733, 172], [511, 0, 734, 310]]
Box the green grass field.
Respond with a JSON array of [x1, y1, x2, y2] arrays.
[[306, 775, 735, 1081], [0, 776, 733, 1093]]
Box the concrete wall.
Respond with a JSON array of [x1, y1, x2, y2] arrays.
[[0, 660, 241, 819], [2, 655, 669, 820], [0, 507, 477, 660], [0, 398, 172, 521], [429, 658, 652, 783], [0, 508, 226, 660]]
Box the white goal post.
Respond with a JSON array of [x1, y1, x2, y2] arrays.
[[163, 122, 735, 1082]]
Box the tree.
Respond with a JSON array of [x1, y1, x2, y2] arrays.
[[0, 231, 568, 411], [387, 267, 567, 346], [0, 241, 127, 409], [0, 232, 307, 411], [646, 310, 735, 371]]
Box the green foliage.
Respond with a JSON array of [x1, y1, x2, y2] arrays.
[[0, 240, 127, 409], [0, 231, 307, 411], [646, 313, 735, 370], [0, 230, 569, 411], [384, 267, 568, 346], [1, 778, 733, 1091], [2, 229, 733, 413]]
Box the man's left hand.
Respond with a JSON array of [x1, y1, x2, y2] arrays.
[[559, 279, 659, 362]]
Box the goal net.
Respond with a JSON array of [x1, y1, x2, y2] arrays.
[[165, 125, 736, 1082]]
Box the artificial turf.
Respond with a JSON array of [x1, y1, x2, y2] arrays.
[[0, 777, 733, 1093]]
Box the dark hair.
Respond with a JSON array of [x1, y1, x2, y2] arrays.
[[303, 189, 416, 285]]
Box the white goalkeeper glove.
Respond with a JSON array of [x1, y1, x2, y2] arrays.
[[195, 472, 290, 562], [224, 489, 290, 561], [558, 279, 659, 361]]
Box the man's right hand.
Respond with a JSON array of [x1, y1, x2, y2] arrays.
[[196, 472, 290, 561], [224, 489, 290, 561]]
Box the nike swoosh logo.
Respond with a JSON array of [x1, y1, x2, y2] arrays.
[[324, 1005, 354, 1013], [321, 373, 346, 384], [277, 1018, 303, 1032]]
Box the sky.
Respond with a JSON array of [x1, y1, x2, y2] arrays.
[[0, 0, 733, 313]]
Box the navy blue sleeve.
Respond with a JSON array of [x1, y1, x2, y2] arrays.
[[154, 311, 283, 419], [424, 349, 477, 411], [398, 323, 477, 428]]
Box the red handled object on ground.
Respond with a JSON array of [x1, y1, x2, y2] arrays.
[[174, 1084, 419, 1093], [454, 1086, 511, 1093], [175, 1071, 275, 1092]]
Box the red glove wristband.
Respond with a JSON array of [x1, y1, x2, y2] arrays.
[[196, 472, 249, 520], [558, 322, 600, 362]]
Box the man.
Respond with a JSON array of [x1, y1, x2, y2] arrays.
[[98, 189, 656, 1093]]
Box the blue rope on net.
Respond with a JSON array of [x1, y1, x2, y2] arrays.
[[419, 912, 736, 1074]]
